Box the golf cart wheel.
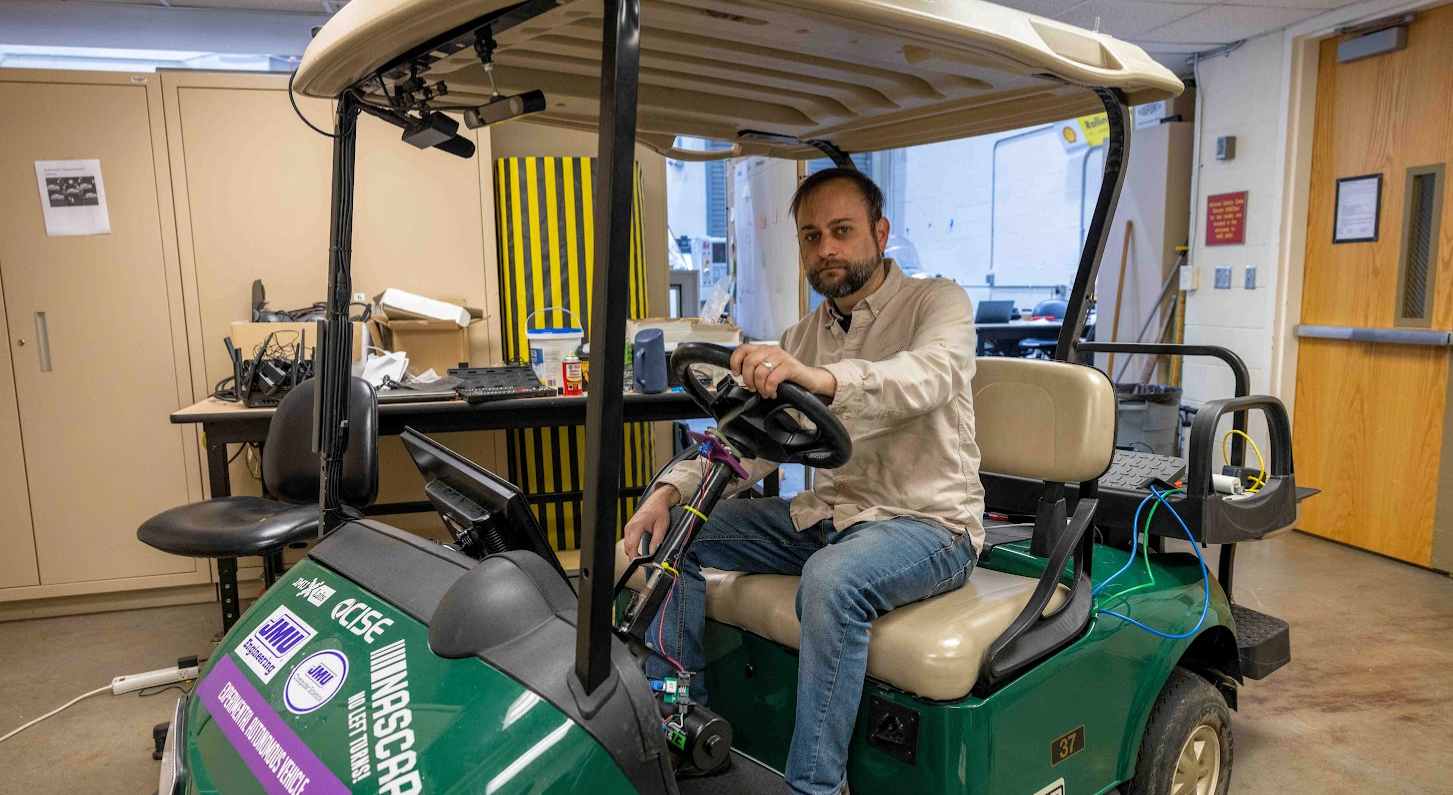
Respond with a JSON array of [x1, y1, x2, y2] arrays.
[[1125, 667, 1233, 795]]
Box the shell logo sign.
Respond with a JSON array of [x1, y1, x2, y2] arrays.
[[1056, 113, 1108, 153]]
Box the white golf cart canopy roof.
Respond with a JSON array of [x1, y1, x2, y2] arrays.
[[294, 0, 1183, 159]]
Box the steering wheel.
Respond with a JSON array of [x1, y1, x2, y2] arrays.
[[671, 343, 852, 469]]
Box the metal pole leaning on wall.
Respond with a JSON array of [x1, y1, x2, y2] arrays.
[[316, 93, 361, 535], [576, 0, 642, 696]]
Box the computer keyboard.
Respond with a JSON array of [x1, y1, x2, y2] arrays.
[[450, 365, 558, 405], [1100, 449, 1188, 491], [456, 384, 558, 404]]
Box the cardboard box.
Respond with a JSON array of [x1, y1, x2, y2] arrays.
[[230, 320, 364, 362], [376, 288, 472, 326], [372, 296, 486, 375], [627, 317, 742, 351]]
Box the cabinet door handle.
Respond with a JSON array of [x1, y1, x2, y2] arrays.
[[34, 311, 52, 372]]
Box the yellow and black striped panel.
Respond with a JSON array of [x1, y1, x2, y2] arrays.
[[494, 156, 654, 551]]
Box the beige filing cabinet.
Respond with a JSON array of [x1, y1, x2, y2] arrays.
[[0, 71, 208, 608]]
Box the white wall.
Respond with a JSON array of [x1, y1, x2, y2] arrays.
[[665, 139, 710, 244], [732, 157, 803, 340], [900, 125, 1103, 311], [1182, 33, 1288, 419]]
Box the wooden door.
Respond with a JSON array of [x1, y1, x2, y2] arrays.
[[0, 74, 201, 586], [1293, 5, 1453, 566]]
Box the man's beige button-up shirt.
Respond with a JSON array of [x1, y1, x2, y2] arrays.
[[658, 261, 985, 552]]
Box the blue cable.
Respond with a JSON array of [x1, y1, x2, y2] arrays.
[[1092, 491, 1158, 597], [1095, 487, 1211, 640]]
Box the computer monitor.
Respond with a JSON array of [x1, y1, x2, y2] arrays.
[[400, 428, 568, 583], [974, 299, 1016, 324]]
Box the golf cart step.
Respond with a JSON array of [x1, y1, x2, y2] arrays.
[[1231, 603, 1290, 680], [676, 750, 788, 794]]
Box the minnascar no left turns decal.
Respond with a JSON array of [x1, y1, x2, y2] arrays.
[[198, 656, 348, 795], [238, 605, 317, 684], [341, 639, 423, 795]]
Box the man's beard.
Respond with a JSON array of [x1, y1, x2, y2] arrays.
[[807, 254, 882, 299]]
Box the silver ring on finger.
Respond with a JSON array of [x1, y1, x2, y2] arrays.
[[762, 360, 775, 371]]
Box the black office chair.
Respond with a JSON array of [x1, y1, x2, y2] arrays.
[[139, 377, 377, 631], [1017, 299, 1068, 359]]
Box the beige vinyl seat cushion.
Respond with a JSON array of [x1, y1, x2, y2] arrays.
[[615, 539, 1067, 702]]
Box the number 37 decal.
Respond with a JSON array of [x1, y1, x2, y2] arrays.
[[1050, 725, 1085, 766]]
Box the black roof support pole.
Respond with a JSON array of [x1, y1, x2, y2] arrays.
[[802, 138, 856, 169], [575, 0, 641, 695], [1056, 87, 1131, 362], [315, 92, 362, 534]]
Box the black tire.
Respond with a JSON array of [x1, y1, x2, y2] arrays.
[[1124, 667, 1234, 795]]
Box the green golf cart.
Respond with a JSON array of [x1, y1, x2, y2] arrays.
[[157, 1, 1298, 794]]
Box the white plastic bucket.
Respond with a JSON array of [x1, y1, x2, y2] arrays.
[[525, 308, 583, 390]]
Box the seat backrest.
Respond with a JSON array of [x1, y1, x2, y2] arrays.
[[971, 358, 1114, 484], [1031, 299, 1068, 319], [262, 377, 379, 507]]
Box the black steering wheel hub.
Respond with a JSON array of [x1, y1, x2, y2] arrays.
[[671, 343, 851, 469]]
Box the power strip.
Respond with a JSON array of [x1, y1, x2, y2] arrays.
[[111, 661, 201, 696]]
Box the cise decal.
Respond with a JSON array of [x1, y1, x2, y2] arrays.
[[331, 598, 395, 644], [197, 656, 349, 795], [1030, 779, 1066, 795], [237, 605, 316, 684], [294, 576, 337, 607], [284, 650, 349, 714]]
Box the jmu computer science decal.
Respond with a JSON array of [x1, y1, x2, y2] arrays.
[[285, 650, 349, 714]]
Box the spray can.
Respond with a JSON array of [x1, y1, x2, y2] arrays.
[[562, 353, 584, 396], [624, 340, 635, 393]]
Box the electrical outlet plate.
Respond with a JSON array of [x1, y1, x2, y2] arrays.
[[1244, 266, 1257, 290], [1214, 266, 1232, 289], [1180, 264, 1197, 291]]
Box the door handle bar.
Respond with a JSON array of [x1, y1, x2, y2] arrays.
[[34, 311, 52, 372]]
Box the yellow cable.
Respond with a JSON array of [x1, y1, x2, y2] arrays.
[[682, 505, 709, 524], [1220, 429, 1267, 492], [659, 561, 678, 577]]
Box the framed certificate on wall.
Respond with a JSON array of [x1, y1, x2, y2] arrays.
[[1333, 174, 1382, 243]]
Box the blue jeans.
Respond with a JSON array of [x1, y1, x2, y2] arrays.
[[643, 497, 977, 795]]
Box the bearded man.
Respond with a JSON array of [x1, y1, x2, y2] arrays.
[[624, 168, 983, 795]]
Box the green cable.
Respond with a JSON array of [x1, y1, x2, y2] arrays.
[[1098, 491, 1177, 608]]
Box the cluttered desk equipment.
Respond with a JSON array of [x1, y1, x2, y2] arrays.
[[171, 388, 719, 630]]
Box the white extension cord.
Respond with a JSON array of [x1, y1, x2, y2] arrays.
[[111, 663, 201, 696], [0, 662, 200, 744]]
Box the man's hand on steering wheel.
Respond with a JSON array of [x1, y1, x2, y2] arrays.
[[731, 343, 837, 400]]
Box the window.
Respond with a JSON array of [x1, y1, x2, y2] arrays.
[[665, 116, 1108, 320], [0, 45, 293, 73]]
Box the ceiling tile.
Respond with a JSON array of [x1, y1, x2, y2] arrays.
[[76, 0, 339, 12], [1220, 0, 1358, 8], [993, 0, 1101, 19], [1054, 0, 1208, 38], [1137, 3, 1321, 44]]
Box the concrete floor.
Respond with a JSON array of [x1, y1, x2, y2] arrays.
[[0, 531, 1449, 795]]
